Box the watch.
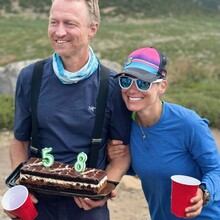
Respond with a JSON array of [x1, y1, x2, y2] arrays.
[[199, 183, 210, 206], [107, 180, 119, 187]]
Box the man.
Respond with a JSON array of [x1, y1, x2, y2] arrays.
[[6, 0, 131, 219]]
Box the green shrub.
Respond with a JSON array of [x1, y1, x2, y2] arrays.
[[164, 74, 220, 128], [164, 89, 220, 128], [0, 95, 14, 129]]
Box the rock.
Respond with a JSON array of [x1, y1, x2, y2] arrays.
[[100, 59, 122, 73], [0, 59, 39, 95]]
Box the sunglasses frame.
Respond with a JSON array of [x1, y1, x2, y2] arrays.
[[118, 76, 163, 92]]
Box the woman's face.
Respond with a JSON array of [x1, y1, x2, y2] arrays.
[[121, 77, 167, 113]]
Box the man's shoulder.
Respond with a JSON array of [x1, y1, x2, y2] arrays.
[[19, 57, 53, 81], [99, 63, 117, 77], [98, 63, 120, 91]]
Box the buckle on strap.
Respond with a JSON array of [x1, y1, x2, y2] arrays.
[[92, 138, 102, 143], [92, 138, 102, 147], [30, 146, 39, 157]]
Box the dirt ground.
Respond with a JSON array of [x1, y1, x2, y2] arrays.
[[0, 129, 220, 220]]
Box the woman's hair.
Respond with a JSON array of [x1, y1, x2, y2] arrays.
[[51, 0, 100, 25]]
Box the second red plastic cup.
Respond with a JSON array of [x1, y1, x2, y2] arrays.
[[171, 175, 201, 218], [1, 185, 38, 220]]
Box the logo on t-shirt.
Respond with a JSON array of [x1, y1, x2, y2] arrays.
[[88, 106, 96, 113]]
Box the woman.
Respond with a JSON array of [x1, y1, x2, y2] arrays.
[[108, 47, 220, 219]]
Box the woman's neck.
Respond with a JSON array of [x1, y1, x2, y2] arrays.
[[136, 101, 163, 127]]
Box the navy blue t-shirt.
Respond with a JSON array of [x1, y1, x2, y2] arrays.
[[14, 57, 131, 169]]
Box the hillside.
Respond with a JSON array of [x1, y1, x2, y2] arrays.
[[0, 0, 219, 17], [99, 0, 219, 17], [0, 0, 220, 129], [196, 0, 220, 9]]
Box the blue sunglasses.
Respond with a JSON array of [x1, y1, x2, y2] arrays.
[[118, 76, 163, 92]]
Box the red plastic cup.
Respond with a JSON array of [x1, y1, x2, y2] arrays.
[[1, 185, 38, 220], [170, 175, 201, 218]]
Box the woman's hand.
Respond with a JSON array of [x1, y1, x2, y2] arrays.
[[107, 140, 128, 161], [74, 190, 117, 210], [184, 188, 203, 218]]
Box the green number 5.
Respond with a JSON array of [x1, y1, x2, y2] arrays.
[[42, 147, 54, 167]]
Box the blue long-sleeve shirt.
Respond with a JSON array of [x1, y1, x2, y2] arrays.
[[130, 102, 220, 220]]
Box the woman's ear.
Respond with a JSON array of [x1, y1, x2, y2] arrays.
[[158, 80, 168, 94]]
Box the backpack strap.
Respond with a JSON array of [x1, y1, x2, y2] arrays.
[[88, 64, 110, 168], [30, 60, 45, 157]]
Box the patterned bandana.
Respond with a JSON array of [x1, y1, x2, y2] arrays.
[[52, 46, 99, 84]]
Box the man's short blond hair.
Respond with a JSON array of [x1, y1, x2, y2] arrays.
[[51, 0, 100, 25]]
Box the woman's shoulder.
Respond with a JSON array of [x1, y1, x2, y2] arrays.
[[164, 102, 209, 127], [164, 102, 205, 122], [164, 102, 197, 116]]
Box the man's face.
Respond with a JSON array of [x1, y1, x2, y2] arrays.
[[48, 0, 98, 59]]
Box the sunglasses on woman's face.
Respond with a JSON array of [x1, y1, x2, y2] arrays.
[[118, 76, 163, 92]]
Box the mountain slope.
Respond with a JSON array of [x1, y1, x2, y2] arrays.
[[99, 0, 218, 17], [0, 0, 219, 17]]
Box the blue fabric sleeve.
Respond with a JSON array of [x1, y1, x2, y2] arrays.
[[14, 64, 34, 141], [185, 113, 220, 204]]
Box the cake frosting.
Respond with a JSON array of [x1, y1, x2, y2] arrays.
[[19, 157, 107, 195]]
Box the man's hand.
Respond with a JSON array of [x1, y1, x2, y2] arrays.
[[4, 192, 38, 219], [4, 210, 18, 219], [74, 190, 117, 210]]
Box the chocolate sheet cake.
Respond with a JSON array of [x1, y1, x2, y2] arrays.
[[19, 158, 107, 195]]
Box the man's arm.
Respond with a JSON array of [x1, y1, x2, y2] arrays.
[[4, 138, 38, 219], [10, 137, 29, 170]]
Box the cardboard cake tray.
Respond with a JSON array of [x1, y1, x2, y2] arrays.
[[5, 162, 115, 201]]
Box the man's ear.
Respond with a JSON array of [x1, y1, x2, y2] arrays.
[[88, 22, 99, 39]]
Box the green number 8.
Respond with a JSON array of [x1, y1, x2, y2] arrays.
[[74, 152, 87, 172]]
